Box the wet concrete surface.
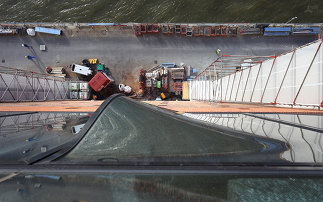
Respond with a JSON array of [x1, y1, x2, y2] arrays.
[[0, 26, 318, 90], [0, 112, 91, 163]]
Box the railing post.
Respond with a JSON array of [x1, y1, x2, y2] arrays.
[[15, 74, 18, 102], [293, 41, 322, 105], [54, 79, 56, 100], [0, 73, 16, 101], [242, 67, 251, 102], [224, 74, 231, 101], [274, 49, 296, 104], [229, 72, 236, 101], [235, 68, 243, 101], [208, 67, 212, 101], [260, 56, 277, 103], [250, 62, 263, 102]]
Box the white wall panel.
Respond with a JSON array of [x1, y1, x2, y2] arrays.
[[295, 44, 323, 106], [262, 52, 293, 103], [189, 40, 323, 108], [236, 69, 250, 102]]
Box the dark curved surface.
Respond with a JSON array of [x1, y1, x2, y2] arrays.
[[58, 95, 288, 165]]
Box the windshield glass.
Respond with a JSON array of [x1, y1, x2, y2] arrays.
[[0, 112, 90, 164], [59, 95, 291, 165]]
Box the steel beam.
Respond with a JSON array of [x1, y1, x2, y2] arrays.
[[260, 56, 277, 103], [250, 62, 263, 102], [293, 41, 322, 105], [229, 72, 236, 101], [235, 70, 243, 101], [242, 68, 251, 102], [274, 50, 296, 104], [0, 66, 70, 102]]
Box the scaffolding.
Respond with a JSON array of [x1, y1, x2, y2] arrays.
[[189, 39, 323, 109], [0, 66, 69, 102]]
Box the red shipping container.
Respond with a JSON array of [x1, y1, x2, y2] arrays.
[[88, 72, 113, 92]]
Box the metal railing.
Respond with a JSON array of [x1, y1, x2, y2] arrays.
[[189, 39, 323, 109], [0, 66, 69, 102]]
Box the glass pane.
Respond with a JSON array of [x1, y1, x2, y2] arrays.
[[62, 96, 287, 164]]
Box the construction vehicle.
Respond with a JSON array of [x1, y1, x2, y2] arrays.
[[71, 64, 92, 76], [88, 71, 114, 92]]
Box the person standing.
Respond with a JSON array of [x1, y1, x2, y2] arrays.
[[25, 55, 36, 60], [216, 49, 221, 56]]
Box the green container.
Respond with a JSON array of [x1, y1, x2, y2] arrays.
[[97, 64, 104, 71], [157, 81, 161, 88]]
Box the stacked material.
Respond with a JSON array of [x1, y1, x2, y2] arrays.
[[69, 82, 89, 100], [46, 67, 66, 78]]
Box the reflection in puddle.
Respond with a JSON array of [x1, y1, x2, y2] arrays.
[[183, 113, 323, 163], [0, 112, 91, 163]]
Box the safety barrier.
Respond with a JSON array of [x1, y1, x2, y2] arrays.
[[0, 66, 69, 102], [189, 39, 323, 109]]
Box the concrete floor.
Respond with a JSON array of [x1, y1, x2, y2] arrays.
[[0, 26, 318, 89]]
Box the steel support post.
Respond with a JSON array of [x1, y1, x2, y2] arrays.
[[229, 72, 236, 101], [18, 76, 28, 101], [235, 69, 243, 101], [212, 64, 218, 101], [261, 57, 277, 103], [32, 77, 44, 101], [208, 67, 212, 101], [26, 75, 36, 101], [54, 80, 63, 100], [15, 74, 18, 102], [242, 67, 251, 102], [43, 77, 46, 101], [274, 50, 296, 104], [203, 71, 207, 101], [0, 73, 16, 101], [250, 62, 263, 102], [44, 79, 52, 100], [54, 79, 56, 100], [224, 74, 231, 101], [32, 73, 35, 101], [62, 81, 68, 99], [15, 75, 25, 102], [293, 41, 322, 105]]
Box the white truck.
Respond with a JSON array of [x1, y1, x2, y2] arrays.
[[71, 64, 92, 76]]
